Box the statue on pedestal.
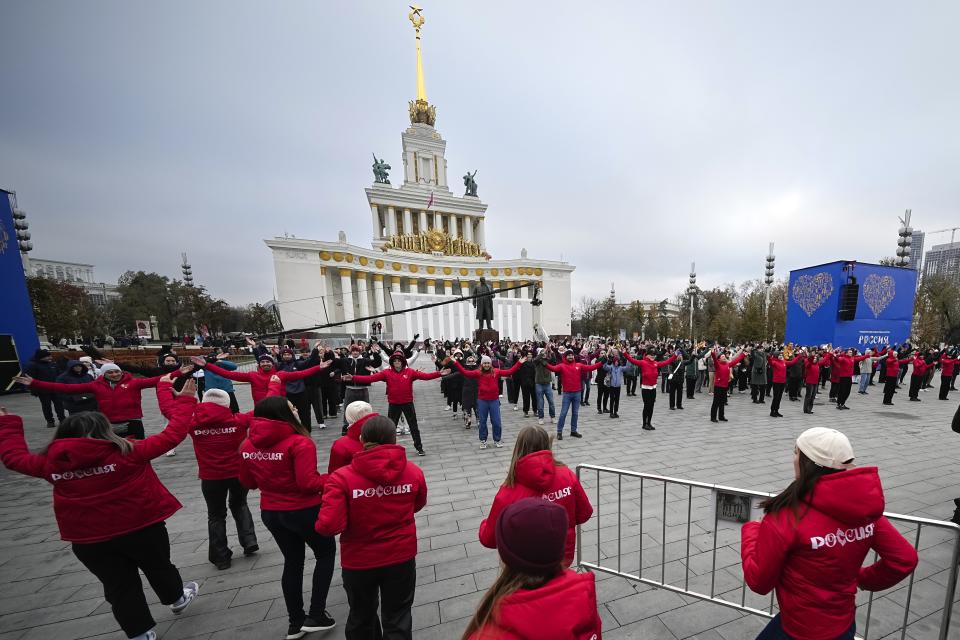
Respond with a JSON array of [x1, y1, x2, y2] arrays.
[[372, 154, 391, 184], [471, 276, 494, 330], [463, 169, 478, 197]]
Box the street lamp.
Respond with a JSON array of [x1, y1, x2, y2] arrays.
[[896, 209, 913, 268], [764, 242, 775, 337], [686, 262, 697, 342]]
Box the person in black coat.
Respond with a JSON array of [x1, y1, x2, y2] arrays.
[[24, 349, 66, 427], [56, 359, 98, 414], [516, 347, 537, 417]]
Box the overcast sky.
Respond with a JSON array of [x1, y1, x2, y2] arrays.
[[2, 1, 958, 308]]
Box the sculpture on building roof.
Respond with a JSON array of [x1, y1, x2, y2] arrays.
[[463, 169, 478, 197], [372, 154, 391, 184]]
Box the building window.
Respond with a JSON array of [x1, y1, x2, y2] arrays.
[[55, 266, 64, 280]]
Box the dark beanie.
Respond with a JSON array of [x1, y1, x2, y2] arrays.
[[495, 497, 568, 575]]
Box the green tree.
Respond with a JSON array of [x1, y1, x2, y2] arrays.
[[26, 276, 87, 342], [914, 275, 960, 343]]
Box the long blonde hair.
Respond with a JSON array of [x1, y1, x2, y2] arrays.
[[461, 564, 559, 639], [504, 425, 563, 488]]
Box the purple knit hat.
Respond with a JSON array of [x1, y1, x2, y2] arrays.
[[495, 497, 568, 575]]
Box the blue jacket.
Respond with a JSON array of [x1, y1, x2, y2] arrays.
[[603, 362, 628, 388], [203, 359, 237, 393]]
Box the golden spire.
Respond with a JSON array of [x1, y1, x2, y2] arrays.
[[408, 5, 436, 126]]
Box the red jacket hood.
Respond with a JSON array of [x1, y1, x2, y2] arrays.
[[515, 450, 556, 492], [45, 438, 119, 472], [248, 417, 299, 449], [807, 466, 884, 527], [194, 402, 236, 426], [475, 570, 600, 639], [350, 444, 408, 485], [346, 413, 379, 442]]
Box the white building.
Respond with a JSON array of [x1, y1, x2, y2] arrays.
[[266, 10, 573, 341], [29, 258, 120, 306]]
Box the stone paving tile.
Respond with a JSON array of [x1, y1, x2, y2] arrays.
[[1, 376, 958, 639]]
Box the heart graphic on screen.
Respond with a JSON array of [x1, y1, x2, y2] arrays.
[[791, 272, 834, 316], [862, 274, 895, 318]]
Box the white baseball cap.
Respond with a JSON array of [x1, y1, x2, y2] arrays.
[[796, 427, 855, 470]]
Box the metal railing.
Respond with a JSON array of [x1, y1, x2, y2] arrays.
[[575, 463, 960, 640]]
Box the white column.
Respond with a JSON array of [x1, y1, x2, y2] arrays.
[[371, 204, 380, 239], [387, 206, 397, 236], [463, 215, 474, 242], [476, 219, 485, 248], [419, 209, 428, 232], [444, 280, 454, 296], [403, 208, 413, 234], [434, 211, 442, 230], [339, 269, 355, 333], [355, 272, 370, 334], [372, 274, 385, 320], [449, 214, 459, 239], [388, 276, 401, 338]]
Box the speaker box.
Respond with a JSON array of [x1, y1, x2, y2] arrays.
[[838, 284, 859, 321], [0, 335, 22, 392]]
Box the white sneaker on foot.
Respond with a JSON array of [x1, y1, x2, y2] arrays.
[[170, 581, 199, 614], [131, 629, 157, 640], [538, 418, 544, 425], [495, 441, 504, 448], [444, 406, 451, 411], [480, 441, 487, 450], [165, 449, 176, 457], [317, 422, 326, 429]]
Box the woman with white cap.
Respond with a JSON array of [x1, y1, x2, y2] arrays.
[[741, 427, 918, 640], [452, 354, 524, 449]]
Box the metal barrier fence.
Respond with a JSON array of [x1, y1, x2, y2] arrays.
[[575, 463, 960, 640]]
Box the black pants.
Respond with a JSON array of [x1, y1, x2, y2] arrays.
[[660, 374, 669, 393], [261, 506, 337, 627], [804, 383, 817, 413], [72, 522, 183, 638], [787, 378, 801, 400], [596, 381, 608, 412], [883, 377, 897, 404], [342, 388, 370, 433], [710, 387, 727, 420], [899, 364, 909, 383], [685, 377, 696, 399], [287, 390, 312, 428], [387, 403, 423, 451], [581, 379, 590, 404], [770, 382, 785, 415], [625, 376, 638, 395], [38, 393, 65, 423], [908, 375, 923, 400], [941, 376, 952, 400], [201, 478, 257, 565], [669, 378, 683, 409], [342, 558, 416, 640], [507, 378, 520, 404], [607, 386, 621, 415], [111, 420, 145, 440], [520, 383, 535, 414], [227, 391, 240, 414], [641, 388, 656, 425], [750, 384, 765, 403], [321, 384, 340, 417], [307, 385, 324, 423], [820, 366, 830, 388], [836, 377, 852, 407]]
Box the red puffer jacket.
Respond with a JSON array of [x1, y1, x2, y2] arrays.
[[711, 351, 745, 389], [545, 361, 602, 393], [327, 413, 378, 474], [466, 570, 602, 640], [315, 444, 427, 570], [741, 467, 918, 640], [478, 451, 593, 567], [453, 360, 522, 401], [767, 356, 801, 384], [911, 356, 928, 377], [30, 372, 172, 422], [832, 354, 864, 379], [0, 396, 196, 543], [804, 357, 821, 385], [205, 362, 326, 404], [348, 367, 441, 405], [624, 353, 678, 387], [239, 418, 327, 510], [941, 355, 959, 378]]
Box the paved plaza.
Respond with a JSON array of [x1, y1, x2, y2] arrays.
[[1, 376, 958, 640]]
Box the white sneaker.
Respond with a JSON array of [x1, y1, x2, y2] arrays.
[[444, 406, 451, 411], [549, 417, 555, 424], [165, 449, 176, 457], [512, 405, 518, 411], [538, 418, 544, 425], [131, 629, 157, 640], [317, 422, 326, 430], [480, 441, 487, 449], [170, 581, 199, 614], [396, 426, 402, 435], [495, 441, 504, 448]]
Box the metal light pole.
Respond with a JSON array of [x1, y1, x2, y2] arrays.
[[687, 262, 697, 342], [764, 243, 775, 338], [896, 209, 913, 268]]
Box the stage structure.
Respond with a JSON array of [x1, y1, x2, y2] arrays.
[[0, 189, 40, 386], [785, 260, 917, 349], [266, 7, 573, 341]]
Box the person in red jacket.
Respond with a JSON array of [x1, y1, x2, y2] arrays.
[[343, 351, 451, 457], [830, 349, 869, 410], [709, 347, 745, 423], [907, 353, 929, 402], [462, 497, 602, 640], [939, 352, 959, 400], [452, 354, 524, 449], [157, 377, 282, 570], [876, 347, 911, 405], [802, 351, 822, 415], [194, 354, 332, 405], [327, 401, 378, 474], [767, 352, 802, 418], [0, 377, 201, 640], [316, 415, 427, 640], [14, 363, 187, 440], [544, 349, 602, 440], [239, 396, 336, 640], [624, 348, 679, 430], [741, 427, 918, 640], [478, 425, 593, 567]]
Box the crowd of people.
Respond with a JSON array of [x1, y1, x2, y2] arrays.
[[1, 333, 958, 640]]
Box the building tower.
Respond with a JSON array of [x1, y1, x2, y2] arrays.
[[181, 252, 194, 287]]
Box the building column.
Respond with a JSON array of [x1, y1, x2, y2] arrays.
[[434, 211, 442, 230], [403, 208, 413, 234], [408, 277, 419, 294], [463, 215, 474, 243], [355, 272, 370, 333], [371, 204, 380, 239], [419, 209, 428, 232], [372, 274, 385, 321], [475, 219, 485, 248], [449, 214, 459, 239], [387, 206, 397, 236], [444, 280, 454, 296], [391, 276, 402, 294], [339, 268, 355, 333]]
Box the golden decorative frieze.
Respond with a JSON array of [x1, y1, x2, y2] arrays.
[[381, 229, 487, 257]]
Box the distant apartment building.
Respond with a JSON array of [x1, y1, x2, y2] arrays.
[[922, 242, 960, 284]]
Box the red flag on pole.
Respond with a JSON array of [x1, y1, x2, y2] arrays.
[[426, 191, 434, 209]]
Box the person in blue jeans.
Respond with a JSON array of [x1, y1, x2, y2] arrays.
[[453, 355, 523, 450], [546, 351, 602, 441], [533, 347, 557, 426]]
